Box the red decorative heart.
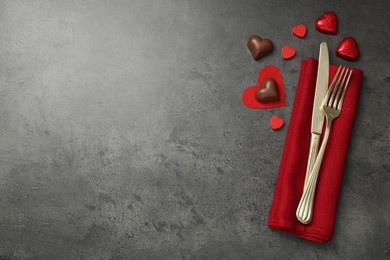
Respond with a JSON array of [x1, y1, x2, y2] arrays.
[[336, 37, 359, 61], [270, 115, 284, 130], [247, 35, 273, 60], [282, 45, 296, 60], [292, 24, 307, 38], [242, 65, 286, 109], [315, 11, 338, 34]]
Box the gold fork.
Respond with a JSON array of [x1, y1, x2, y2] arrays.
[[296, 66, 353, 224]]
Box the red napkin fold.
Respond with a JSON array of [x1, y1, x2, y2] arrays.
[[268, 57, 363, 242]]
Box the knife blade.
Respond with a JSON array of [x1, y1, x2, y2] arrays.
[[303, 42, 329, 187]]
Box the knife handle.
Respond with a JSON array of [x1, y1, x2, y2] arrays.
[[304, 134, 321, 188], [296, 120, 331, 224]]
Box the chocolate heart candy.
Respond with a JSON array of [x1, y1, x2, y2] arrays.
[[242, 65, 286, 109], [255, 78, 279, 103], [247, 35, 273, 60]]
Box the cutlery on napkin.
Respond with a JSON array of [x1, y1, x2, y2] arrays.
[[268, 57, 363, 242]]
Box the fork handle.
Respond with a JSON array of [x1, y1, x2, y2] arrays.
[[296, 118, 332, 224]]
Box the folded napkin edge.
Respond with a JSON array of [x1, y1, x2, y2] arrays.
[[268, 221, 331, 243], [306, 56, 364, 75]]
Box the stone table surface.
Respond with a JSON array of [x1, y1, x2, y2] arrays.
[[0, 0, 389, 259]]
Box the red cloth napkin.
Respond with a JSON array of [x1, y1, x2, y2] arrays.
[[268, 57, 363, 242]]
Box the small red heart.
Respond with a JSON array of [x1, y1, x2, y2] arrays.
[[336, 37, 359, 61], [292, 24, 307, 38], [315, 11, 338, 34], [282, 45, 296, 60], [242, 65, 286, 109], [270, 115, 284, 130]]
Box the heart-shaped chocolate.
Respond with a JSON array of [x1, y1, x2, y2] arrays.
[[247, 35, 273, 60], [336, 37, 359, 61], [242, 65, 286, 109], [315, 11, 338, 34], [255, 78, 279, 103]]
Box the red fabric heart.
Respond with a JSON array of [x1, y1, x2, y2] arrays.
[[292, 24, 307, 38], [336, 37, 359, 61], [242, 65, 286, 109], [270, 115, 284, 130], [282, 45, 296, 60], [315, 11, 338, 34]]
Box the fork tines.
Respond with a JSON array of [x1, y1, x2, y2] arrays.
[[324, 66, 353, 110]]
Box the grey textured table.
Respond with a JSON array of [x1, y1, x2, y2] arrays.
[[0, 0, 389, 259]]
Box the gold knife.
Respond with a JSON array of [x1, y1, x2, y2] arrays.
[[303, 42, 329, 188]]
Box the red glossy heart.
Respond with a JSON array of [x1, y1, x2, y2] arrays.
[[282, 45, 296, 60], [292, 24, 307, 38], [336, 37, 359, 61], [270, 115, 284, 130], [315, 11, 338, 34], [242, 65, 286, 109]]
